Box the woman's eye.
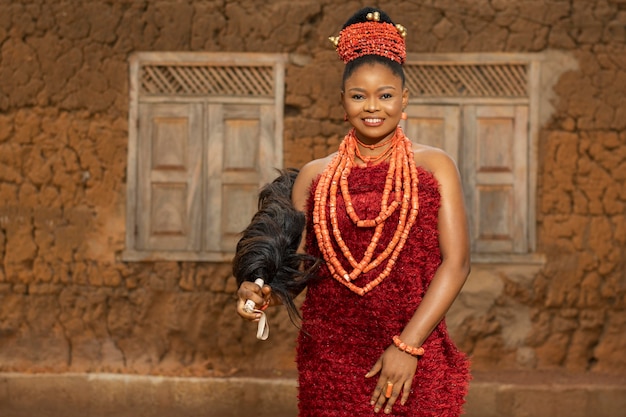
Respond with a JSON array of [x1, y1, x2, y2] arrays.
[[381, 93, 393, 99], [352, 94, 364, 100]]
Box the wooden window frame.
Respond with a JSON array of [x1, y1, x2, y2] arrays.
[[403, 53, 546, 265], [123, 52, 287, 262]]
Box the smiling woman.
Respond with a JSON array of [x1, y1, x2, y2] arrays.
[[342, 60, 409, 148], [235, 6, 471, 417]]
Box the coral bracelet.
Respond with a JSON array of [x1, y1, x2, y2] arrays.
[[393, 335, 425, 357]]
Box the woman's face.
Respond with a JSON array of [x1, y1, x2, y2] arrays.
[[342, 62, 408, 144]]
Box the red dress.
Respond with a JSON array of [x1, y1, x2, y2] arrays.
[[297, 162, 470, 417]]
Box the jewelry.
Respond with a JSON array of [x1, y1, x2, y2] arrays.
[[329, 16, 407, 64], [312, 126, 419, 296], [392, 335, 425, 357], [353, 134, 397, 165], [385, 382, 393, 398], [367, 11, 381, 22], [355, 135, 394, 150]]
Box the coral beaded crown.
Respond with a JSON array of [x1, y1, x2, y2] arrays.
[[329, 11, 407, 64]]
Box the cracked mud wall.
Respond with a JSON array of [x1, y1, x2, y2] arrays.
[[0, 0, 624, 377]]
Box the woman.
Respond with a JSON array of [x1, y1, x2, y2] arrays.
[[236, 7, 470, 417]]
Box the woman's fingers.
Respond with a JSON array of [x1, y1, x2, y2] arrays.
[[400, 379, 412, 406], [371, 378, 411, 414], [236, 281, 268, 319], [368, 346, 418, 413], [372, 379, 401, 414], [236, 297, 261, 320], [365, 357, 382, 379], [382, 381, 400, 414], [371, 378, 388, 412]]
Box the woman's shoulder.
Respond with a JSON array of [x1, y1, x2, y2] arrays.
[[412, 143, 458, 173], [291, 153, 337, 211], [411, 143, 461, 189], [297, 153, 336, 183]]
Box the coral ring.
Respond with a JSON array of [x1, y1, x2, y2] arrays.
[[385, 382, 393, 398]]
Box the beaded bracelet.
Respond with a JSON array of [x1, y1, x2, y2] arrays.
[[392, 335, 425, 357]]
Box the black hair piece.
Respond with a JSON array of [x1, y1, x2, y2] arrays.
[[232, 168, 320, 324]]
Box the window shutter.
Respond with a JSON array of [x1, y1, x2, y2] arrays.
[[463, 105, 529, 253], [403, 105, 460, 162], [205, 103, 276, 253], [136, 102, 203, 251]]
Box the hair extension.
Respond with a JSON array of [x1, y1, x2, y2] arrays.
[[232, 168, 320, 323]]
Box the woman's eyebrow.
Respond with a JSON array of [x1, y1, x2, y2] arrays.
[[346, 85, 397, 92]]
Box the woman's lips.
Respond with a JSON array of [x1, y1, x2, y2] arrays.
[[363, 118, 384, 127]]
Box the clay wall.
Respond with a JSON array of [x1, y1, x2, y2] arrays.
[[0, 0, 624, 377]]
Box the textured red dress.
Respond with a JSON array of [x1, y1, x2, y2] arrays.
[[297, 162, 470, 417]]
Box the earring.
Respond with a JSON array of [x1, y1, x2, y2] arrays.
[[401, 111, 407, 120]]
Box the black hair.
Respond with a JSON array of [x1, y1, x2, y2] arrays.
[[341, 7, 406, 88], [232, 168, 320, 324], [341, 6, 394, 29]]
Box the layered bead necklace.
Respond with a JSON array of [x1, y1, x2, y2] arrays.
[[312, 126, 420, 296]]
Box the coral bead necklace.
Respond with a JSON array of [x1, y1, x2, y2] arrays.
[[312, 126, 420, 296]]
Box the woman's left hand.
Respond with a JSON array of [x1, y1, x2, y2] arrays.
[[365, 345, 418, 414]]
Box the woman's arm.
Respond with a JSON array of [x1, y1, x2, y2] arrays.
[[367, 148, 470, 413], [398, 148, 470, 347]]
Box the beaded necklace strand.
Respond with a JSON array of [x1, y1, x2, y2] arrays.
[[355, 134, 394, 150], [312, 126, 420, 296]]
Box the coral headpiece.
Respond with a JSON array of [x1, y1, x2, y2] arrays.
[[329, 11, 407, 64]]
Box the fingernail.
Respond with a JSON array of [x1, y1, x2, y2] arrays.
[[385, 408, 391, 414]]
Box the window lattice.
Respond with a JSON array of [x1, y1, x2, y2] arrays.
[[140, 65, 275, 97], [404, 63, 528, 98]]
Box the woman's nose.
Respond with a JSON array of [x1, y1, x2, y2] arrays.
[[365, 98, 378, 112]]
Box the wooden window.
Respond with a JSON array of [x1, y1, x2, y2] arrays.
[[403, 54, 542, 262], [463, 105, 529, 254], [124, 53, 287, 262]]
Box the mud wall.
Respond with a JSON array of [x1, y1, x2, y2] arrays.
[[0, 0, 624, 376]]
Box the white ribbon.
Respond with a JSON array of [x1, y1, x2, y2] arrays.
[[243, 278, 269, 340]]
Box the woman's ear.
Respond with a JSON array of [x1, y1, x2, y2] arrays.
[[402, 87, 409, 108], [341, 90, 348, 112]]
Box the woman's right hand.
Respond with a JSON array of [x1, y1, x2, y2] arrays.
[[236, 281, 272, 321]]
